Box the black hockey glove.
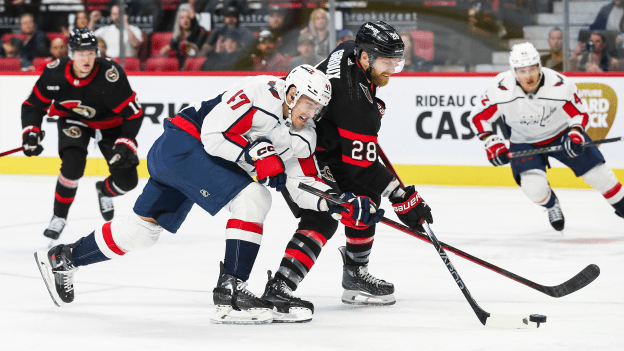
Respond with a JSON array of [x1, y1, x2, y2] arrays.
[[390, 185, 433, 231], [328, 192, 385, 230], [22, 127, 45, 157], [109, 138, 139, 170], [563, 128, 585, 158]]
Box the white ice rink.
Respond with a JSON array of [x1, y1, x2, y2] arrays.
[[1, 174, 622, 351]]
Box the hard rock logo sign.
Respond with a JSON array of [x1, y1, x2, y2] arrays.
[[575, 83, 617, 141]]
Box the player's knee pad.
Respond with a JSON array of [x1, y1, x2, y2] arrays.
[[227, 182, 272, 223], [519, 169, 552, 206], [110, 168, 139, 192], [59, 147, 87, 180], [94, 212, 163, 258], [298, 210, 338, 241], [582, 163, 624, 204]]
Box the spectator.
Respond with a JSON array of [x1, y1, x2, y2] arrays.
[[575, 32, 620, 72], [1, 37, 22, 58], [399, 31, 431, 72], [62, 11, 89, 37], [589, 0, 624, 31], [88, 10, 101, 32], [97, 37, 108, 58], [248, 30, 290, 71], [32, 37, 68, 71], [201, 30, 246, 71], [300, 8, 330, 57], [94, 5, 144, 58], [265, 6, 298, 56], [337, 29, 354, 44], [288, 34, 324, 70], [541, 28, 564, 71], [20, 13, 50, 67], [161, 6, 208, 68], [199, 5, 255, 57]]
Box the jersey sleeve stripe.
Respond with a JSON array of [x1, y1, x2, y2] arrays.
[[298, 155, 322, 180], [342, 154, 374, 167], [112, 91, 137, 114], [223, 132, 248, 148], [337, 127, 378, 143], [562, 101, 589, 128], [472, 104, 498, 134], [33, 85, 52, 104]]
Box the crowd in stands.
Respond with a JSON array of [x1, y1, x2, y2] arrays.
[[2, 0, 624, 72]]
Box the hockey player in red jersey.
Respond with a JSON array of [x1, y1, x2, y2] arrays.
[[34, 65, 384, 324], [21, 28, 144, 240], [471, 42, 624, 230], [265, 21, 434, 308]]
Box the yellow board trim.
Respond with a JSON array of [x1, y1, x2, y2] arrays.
[[1, 157, 623, 189]]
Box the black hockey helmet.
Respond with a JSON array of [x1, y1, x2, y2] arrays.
[[68, 28, 100, 58], [355, 21, 405, 60]]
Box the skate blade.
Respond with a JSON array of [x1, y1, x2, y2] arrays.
[[341, 290, 396, 306], [271, 307, 313, 323], [210, 305, 273, 325], [34, 252, 64, 307]]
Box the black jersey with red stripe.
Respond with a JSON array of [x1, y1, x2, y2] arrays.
[[315, 41, 394, 195], [21, 58, 143, 140]]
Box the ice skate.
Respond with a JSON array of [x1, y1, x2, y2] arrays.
[[43, 215, 67, 241], [547, 199, 565, 231], [211, 262, 273, 324], [339, 246, 396, 306], [34, 244, 78, 307], [96, 181, 114, 221], [262, 270, 313, 323]]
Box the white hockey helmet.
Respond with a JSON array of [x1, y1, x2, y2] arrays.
[[509, 42, 541, 76], [283, 65, 332, 127]]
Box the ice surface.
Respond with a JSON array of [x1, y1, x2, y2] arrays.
[[0, 174, 622, 350]]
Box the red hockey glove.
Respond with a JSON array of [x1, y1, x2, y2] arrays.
[[244, 139, 286, 192], [563, 128, 585, 158], [22, 126, 45, 157], [109, 138, 139, 170], [328, 192, 385, 229], [390, 185, 433, 230], [483, 134, 510, 166]]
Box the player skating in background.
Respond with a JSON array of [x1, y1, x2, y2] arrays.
[[266, 21, 433, 307], [471, 42, 624, 231], [34, 65, 384, 324], [21, 28, 144, 240]]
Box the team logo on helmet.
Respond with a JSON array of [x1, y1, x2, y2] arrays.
[[267, 81, 281, 100], [47, 59, 60, 69], [106, 66, 119, 82], [63, 126, 82, 138], [359, 83, 373, 104]]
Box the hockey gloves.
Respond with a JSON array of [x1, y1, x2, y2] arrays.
[[483, 134, 510, 166], [328, 192, 385, 230], [22, 126, 45, 157], [563, 128, 585, 158], [244, 139, 287, 192], [109, 138, 139, 170], [390, 185, 433, 231]]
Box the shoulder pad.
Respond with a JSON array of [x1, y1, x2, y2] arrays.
[[485, 71, 517, 103]]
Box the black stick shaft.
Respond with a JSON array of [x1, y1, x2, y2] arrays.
[[509, 136, 621, 158]]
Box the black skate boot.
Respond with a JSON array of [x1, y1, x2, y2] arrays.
[[96, 181, 114, 221], [339, 246, 396, 306], [34, 244, 78, 307], [547, 198, 565, 231], [211, 262, 273, 324], [261, 270, 313, 323], [43, 215, 67, 240]]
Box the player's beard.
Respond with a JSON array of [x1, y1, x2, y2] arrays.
[[369, 68, 392, 87]]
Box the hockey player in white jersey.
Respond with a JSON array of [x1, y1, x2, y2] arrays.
[[471, 42, 624, 230], [34, 65, 384, 324]]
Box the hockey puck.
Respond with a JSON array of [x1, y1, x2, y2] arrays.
[[530, 314, 547, 323]]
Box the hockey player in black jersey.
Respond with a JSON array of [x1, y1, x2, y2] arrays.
[[21, 28, 144, 240], [267, 21, 434, 310]]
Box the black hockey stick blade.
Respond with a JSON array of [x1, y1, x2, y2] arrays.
[[510, 136, 621, 158], [286, 179, 600, 298]]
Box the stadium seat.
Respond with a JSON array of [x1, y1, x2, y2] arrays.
[[0, 58, 22, 71], [1, 33, 26, 43], [410, 30, 434, 61], [32, 57, 49, 71], [144, 57, 179, 72], [114, 57, 140, 71], [150, 32, 173, 58], [47, 33, 66, 43], [183, 57, 206, 71]]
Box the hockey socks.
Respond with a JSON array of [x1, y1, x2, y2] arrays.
[[100, 177, 126, 197], [277, 230, 328, 290], [72, 232, 110, 267], [223, 219, 263, 281], [344, 225, 375, 265], [53, 174, 79, 218]]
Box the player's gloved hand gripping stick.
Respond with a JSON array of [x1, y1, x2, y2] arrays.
[[327, 191, 384, 229]]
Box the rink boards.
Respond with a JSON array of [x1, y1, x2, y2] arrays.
[[1, 72, 623, 188]]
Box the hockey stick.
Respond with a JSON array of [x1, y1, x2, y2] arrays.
[[0, 146, 25, 158], [289, 178, 546, 328], [509, 136, 621, 158], [376, 145, 599, 298]]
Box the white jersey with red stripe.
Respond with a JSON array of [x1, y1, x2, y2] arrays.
[[470, 67, 589, 144], [187, 75, 331, 211]]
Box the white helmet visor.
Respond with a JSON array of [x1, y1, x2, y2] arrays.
[[372, 57, 405, 74]]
